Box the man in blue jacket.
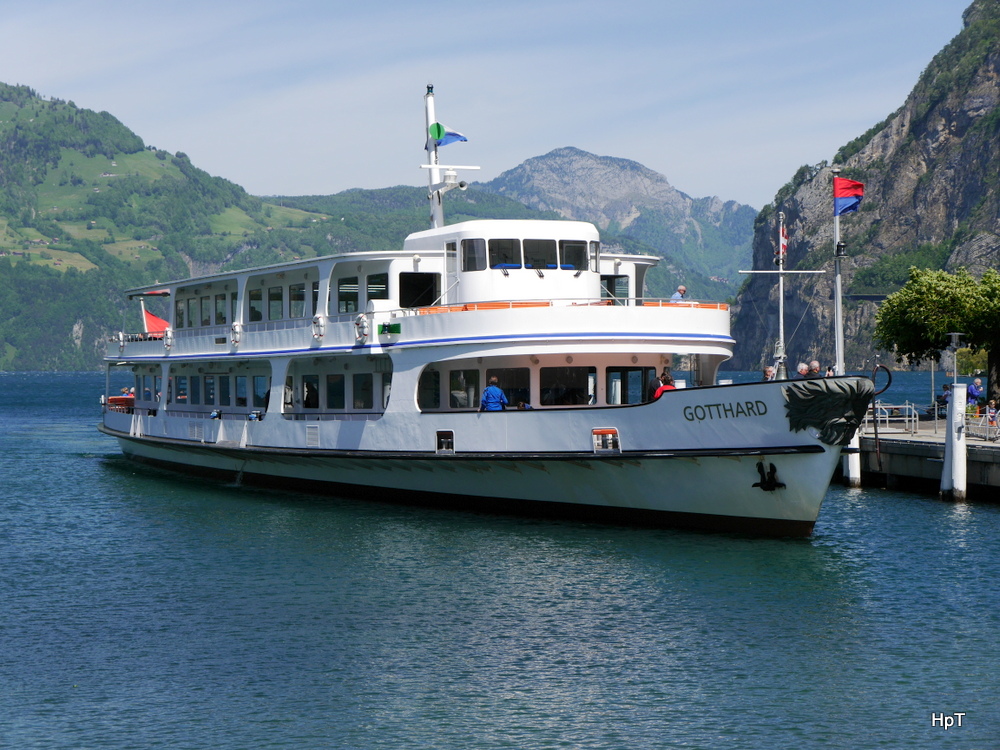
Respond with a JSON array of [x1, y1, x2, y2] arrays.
[[968, 378, 984, 411], [480, 376, 508, 411]]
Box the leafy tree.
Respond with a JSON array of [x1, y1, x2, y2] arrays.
[[873, 267, 1000, 401]]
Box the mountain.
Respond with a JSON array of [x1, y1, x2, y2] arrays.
[[729, 0, 1000, 372], [0, 81, 757, 370], [477, 147, 756, 298]]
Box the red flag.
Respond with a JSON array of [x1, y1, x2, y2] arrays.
[[143, 308, 169, 333]]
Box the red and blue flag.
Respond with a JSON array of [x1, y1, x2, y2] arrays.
[[833, 177, 864, 216]]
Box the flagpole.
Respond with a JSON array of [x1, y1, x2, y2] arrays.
[[833, 166, 861, 488], [832, 167, 846, 377], [424, 84, 444, 229], [776, 212, 787, 380], [738, 215, 822, 380]]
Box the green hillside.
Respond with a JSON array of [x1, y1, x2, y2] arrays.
[[0, 82, 729, 371]]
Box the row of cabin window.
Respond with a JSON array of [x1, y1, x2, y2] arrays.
[[134, 372, 388, 411], [172, 272, 437, 328], [459, 239, 598, 272], [416, 365, 658, 409]]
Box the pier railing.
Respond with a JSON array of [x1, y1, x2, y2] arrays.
[[861, 401, 920, 435]]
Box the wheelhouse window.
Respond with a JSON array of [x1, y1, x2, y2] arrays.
[[607, 366, 655, 405], [248, 289, 264, 321], [449, 369, 479, 409], [268, 287, 284, 320], [204, 376, 216, 406], [489, 239, 521, 269], [174, 300, 185, 329], [487, 367, 530, 408], [590, 241, 600, 272], [190, 376, 202, 405], [399, 272, 440, 308], [560, 240, 587, 271], [289, 283, 307, 318], [462, 238, 487, 271], [367, 273, 389, 300], [524, 239, 557, 270], [219, 376, 230, 406], [338, 277, 359, 314], [540, 366, 596, 406], [187, 299, 198, 328], [200, 297, 212, 326]]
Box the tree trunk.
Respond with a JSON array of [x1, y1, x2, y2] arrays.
[[989, 347, 1000, 405]]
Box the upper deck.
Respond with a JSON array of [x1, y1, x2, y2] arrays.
[[112, 218, 731, 363]]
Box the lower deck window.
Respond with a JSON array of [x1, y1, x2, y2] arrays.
[[418, 370, 440, 409], [302, 374, 320, 408], [449, 369, 479, 409], [353, 373, 373, 409], [486, 367, 530, 409], [607, 366, 656, 405], [326, 374, 345, 409], [540, 366, 596, 406]]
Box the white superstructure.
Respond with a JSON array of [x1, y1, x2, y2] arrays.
[[99, 87, 874, 536]]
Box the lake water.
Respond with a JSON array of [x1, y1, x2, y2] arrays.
[[2, 371, 998, 749]]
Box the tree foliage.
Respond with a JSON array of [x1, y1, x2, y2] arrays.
[[874, 267, 1000, 399]]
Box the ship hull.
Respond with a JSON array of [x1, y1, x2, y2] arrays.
[[100, 423, 844, 537]]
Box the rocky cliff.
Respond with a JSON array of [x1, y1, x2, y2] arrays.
[[730, 0, 1000, 372]]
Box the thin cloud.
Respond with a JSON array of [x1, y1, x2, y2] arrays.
[[0, 0, 969, 208]]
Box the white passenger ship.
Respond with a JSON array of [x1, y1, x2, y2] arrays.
[[99, 87, 874, 536]]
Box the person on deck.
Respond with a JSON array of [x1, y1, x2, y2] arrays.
[[654, 374, 677, 398], [479, 376, 508, 412], [670, 286, 687, 302]]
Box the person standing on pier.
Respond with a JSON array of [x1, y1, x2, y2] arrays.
[[968, 378, 984, 414]]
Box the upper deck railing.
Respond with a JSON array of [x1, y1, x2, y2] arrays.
[[109, 295, 730, 358]]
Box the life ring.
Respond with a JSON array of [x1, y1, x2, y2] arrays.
[[230, 321, 242, 346], [311, 314, 326, 340], [354, 313, 369, 344], [163, 327, 174, 350], [117, 330, 125, 353]]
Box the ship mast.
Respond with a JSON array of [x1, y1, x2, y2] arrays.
[[422, 84, 478, 229]]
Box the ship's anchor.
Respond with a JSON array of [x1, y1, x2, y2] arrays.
[[752, 461, 785, 492]]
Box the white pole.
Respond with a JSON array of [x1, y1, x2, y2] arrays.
[[776, 212, 787, 380], [941, 387, 968, 501], [832, 168, 846, 377], [424, 84, 444, 229], [832, 167, 861, 487]]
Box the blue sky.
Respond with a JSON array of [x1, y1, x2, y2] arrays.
[[2, 0, 972, 208]]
